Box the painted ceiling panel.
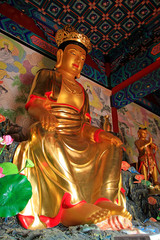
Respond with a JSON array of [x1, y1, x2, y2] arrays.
[[2, 0, 159, 56]]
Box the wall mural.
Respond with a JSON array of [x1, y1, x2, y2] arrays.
[[0, 32, 160, 174], [78, 76, 112, 128], [0, 32, 55, 135], [118, 102, 160, 171]]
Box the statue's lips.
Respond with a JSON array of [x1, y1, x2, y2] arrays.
[[72, 64, 79, 68]]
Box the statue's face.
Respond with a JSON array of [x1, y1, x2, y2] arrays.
[[139, 130, 147, 138], [60, 44, 86, 77]]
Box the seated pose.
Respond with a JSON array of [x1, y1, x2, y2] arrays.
[[13, 25, 132, 230], [135, 127, 160, 187]]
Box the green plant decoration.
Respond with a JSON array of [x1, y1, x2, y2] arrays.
[[0, 162, 18, 175], [0, 134, 34, 218], [157, 208, 160, 221], [141, 180, 152, 187], [20, 159, 35, 172], [0, 174, 32, 217]]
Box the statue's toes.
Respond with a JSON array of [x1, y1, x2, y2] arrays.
[[87, 209, 110, 224], [96, 215, 132, 231], [121, 208, 132, 220]]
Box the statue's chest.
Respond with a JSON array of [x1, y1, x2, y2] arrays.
[[56, 80, 84, 110]]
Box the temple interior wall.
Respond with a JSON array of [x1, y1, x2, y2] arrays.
[[0, 32, 160, 173], [118, 103, 160, 170]]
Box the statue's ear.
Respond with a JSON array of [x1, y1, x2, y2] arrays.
[[55, 49, 63, 68], [76, 73, 81, 79]]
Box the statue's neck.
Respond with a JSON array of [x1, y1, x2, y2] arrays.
[[57, 69, 76, 83]]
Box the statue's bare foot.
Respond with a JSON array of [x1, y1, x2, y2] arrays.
[[61, 202, 110, 226], [96, 215, 132, 231], [61, 199, 132, 227], [87, 208, 110, 224], [95, 201, 132, 220]]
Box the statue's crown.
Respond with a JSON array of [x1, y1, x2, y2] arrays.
[[55, 25, 92, 53]]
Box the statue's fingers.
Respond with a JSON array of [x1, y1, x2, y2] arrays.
[[45, 115, 50, 130], [40, 116, 45, 128]]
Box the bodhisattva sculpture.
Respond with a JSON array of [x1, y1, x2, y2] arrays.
[[135, 128, 160, 188], [13, 25, 132, 230]]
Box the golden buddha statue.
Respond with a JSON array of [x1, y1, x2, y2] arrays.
[[13, 25, 132, 230], [135, 127, 160, 188]]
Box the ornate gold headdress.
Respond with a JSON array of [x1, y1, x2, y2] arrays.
[[55, 25, 92, 53]]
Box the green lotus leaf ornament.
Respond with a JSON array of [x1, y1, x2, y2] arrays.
[[0, 174, 32, 217], [0, 162, 18, 175], [25, 159, 35, 168]]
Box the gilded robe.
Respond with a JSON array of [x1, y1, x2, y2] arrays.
[[13, 69, 122, 228]]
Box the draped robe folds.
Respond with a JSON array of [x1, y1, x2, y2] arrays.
[[13, 69, 123, 229]]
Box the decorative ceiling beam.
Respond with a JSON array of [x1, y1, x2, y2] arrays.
[[0, 2, 46, 39], [112, 59, 160, 95], [111, 60, 160, 115]]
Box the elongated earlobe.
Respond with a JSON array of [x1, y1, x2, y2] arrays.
[[55, 49, 63, 69], [76, 73, 81, 79]]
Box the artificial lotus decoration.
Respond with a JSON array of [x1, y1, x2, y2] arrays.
[[0, 134, 13, 154], [0, 135, 34, 217]]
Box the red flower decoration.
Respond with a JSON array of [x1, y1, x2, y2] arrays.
[[121, 161, 130, 171], [0, 114, 6, 123], [148, 196, 157, 205], [134, 174, 145, 183]]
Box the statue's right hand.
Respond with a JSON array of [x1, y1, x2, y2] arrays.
[[43, 99, 53, 111], [40, 113, 57, 131], [149, 137, 152, 145]]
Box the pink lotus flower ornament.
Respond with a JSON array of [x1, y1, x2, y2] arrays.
[[0, 135, 14, 156], [0, 167, 5, 178], [0, 135, 13, 145]]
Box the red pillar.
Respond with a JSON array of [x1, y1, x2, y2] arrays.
[[105, 62, 111, 78], [111, 107, 119, 133]]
